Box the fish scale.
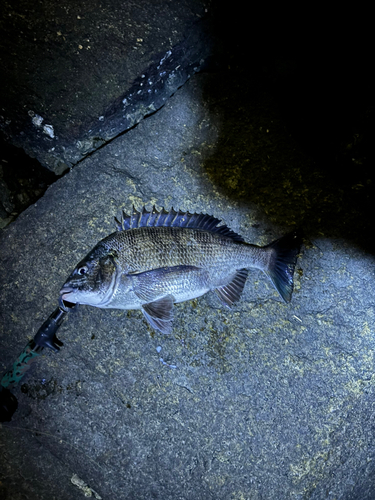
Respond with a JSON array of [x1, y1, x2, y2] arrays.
[[60, 207, 303, 334], [104, 226, 246, 275]]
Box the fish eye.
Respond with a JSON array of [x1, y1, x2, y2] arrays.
[[77, 265, 88, 275]]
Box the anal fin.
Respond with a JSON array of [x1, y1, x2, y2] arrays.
[[142, 294, 174, 334], [215, 269, 248, 308]]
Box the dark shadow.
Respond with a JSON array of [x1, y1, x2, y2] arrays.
[[0, 136, 59, 226], [201, 4, 375, 252]]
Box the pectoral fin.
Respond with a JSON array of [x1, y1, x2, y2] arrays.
[[142, 295, 174, 334], [129, 265, 210, 333]]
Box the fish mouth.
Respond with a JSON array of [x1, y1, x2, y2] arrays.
[[59, 286, 75, 301], [58, 286, 76, 311]]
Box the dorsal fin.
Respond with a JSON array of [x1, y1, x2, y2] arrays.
[[114, 206, 244, 242]]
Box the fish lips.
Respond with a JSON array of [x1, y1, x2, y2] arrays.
[[59, 286, 76, 303]]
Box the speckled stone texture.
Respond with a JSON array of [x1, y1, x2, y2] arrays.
[[1, 68, 375, 500], [0, 0, 213, 173]]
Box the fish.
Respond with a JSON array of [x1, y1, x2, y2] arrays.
[[60, 206, 302, 334]]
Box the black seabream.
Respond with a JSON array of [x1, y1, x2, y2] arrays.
[[60, 207, 302, 334]]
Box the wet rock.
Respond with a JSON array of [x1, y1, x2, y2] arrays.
[[1, 71, 375, 500], [0, 137, 58, 228], [0, 0, 213, 174]]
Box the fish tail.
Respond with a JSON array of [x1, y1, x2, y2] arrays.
[[262, 230, 303, 302]]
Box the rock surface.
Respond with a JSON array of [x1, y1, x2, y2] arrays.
[[0, 0, 213, 174], [1, 3, 375, 499], [1, 68, 375, 500], [0, 136, 58, 228]]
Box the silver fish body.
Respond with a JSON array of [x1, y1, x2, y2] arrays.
[[60, 207, 302, 333]]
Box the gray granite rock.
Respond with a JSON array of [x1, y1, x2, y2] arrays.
[[0, 0, 213, 174], [1, 71, 375, 500]]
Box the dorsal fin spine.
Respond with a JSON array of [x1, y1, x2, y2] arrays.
[[114, 206, 244, 242]]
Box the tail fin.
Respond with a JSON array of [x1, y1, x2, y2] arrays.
[[263, 230, 303, 303]]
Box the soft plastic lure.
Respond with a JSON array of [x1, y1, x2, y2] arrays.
[[0, 300, 73, 421]]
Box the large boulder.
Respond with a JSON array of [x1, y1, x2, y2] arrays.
[[0, 0, 213, 174], [1, 70, 375, 500]]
